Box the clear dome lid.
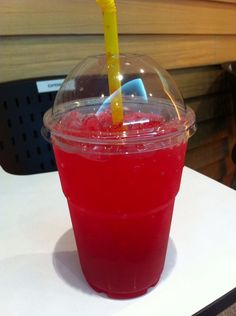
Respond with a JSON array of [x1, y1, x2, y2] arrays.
[[43, 54, 196, 148]]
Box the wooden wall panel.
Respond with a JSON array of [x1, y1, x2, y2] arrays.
[[186, 138, 230, 170], [197, 156, 235, 184], [186, 136, 236, 184], [170, 66, 226, 99], [186, 94, 232, 122], [209, 0, 236, 4], [187, 118, 228, 150], [1, 0, 236, 35], [2, 35, 236, 83], [186, 98, 236, 186]]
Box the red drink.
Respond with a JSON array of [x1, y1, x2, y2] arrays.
[[52, 109, 187, 298], [43, 54, 195, 299]]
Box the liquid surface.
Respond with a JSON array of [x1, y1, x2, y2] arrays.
[[52, 110, 187, 298]]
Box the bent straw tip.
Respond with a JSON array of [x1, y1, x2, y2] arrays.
[[96, 0, 116, 11]]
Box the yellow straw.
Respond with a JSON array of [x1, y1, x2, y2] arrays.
[[96, 0, 123, 125]]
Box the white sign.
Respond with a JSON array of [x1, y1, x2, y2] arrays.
[[36, 79, 65, 93]]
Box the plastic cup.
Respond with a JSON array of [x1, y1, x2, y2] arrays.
[[43, 54, 196, 299]]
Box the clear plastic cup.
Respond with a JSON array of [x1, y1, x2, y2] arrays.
[[43, 54, 196, 299]]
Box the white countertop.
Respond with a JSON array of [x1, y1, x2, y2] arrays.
[[0, 166, 235, 316]]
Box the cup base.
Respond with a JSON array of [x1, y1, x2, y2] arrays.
[[87, 279, 159, 299]]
